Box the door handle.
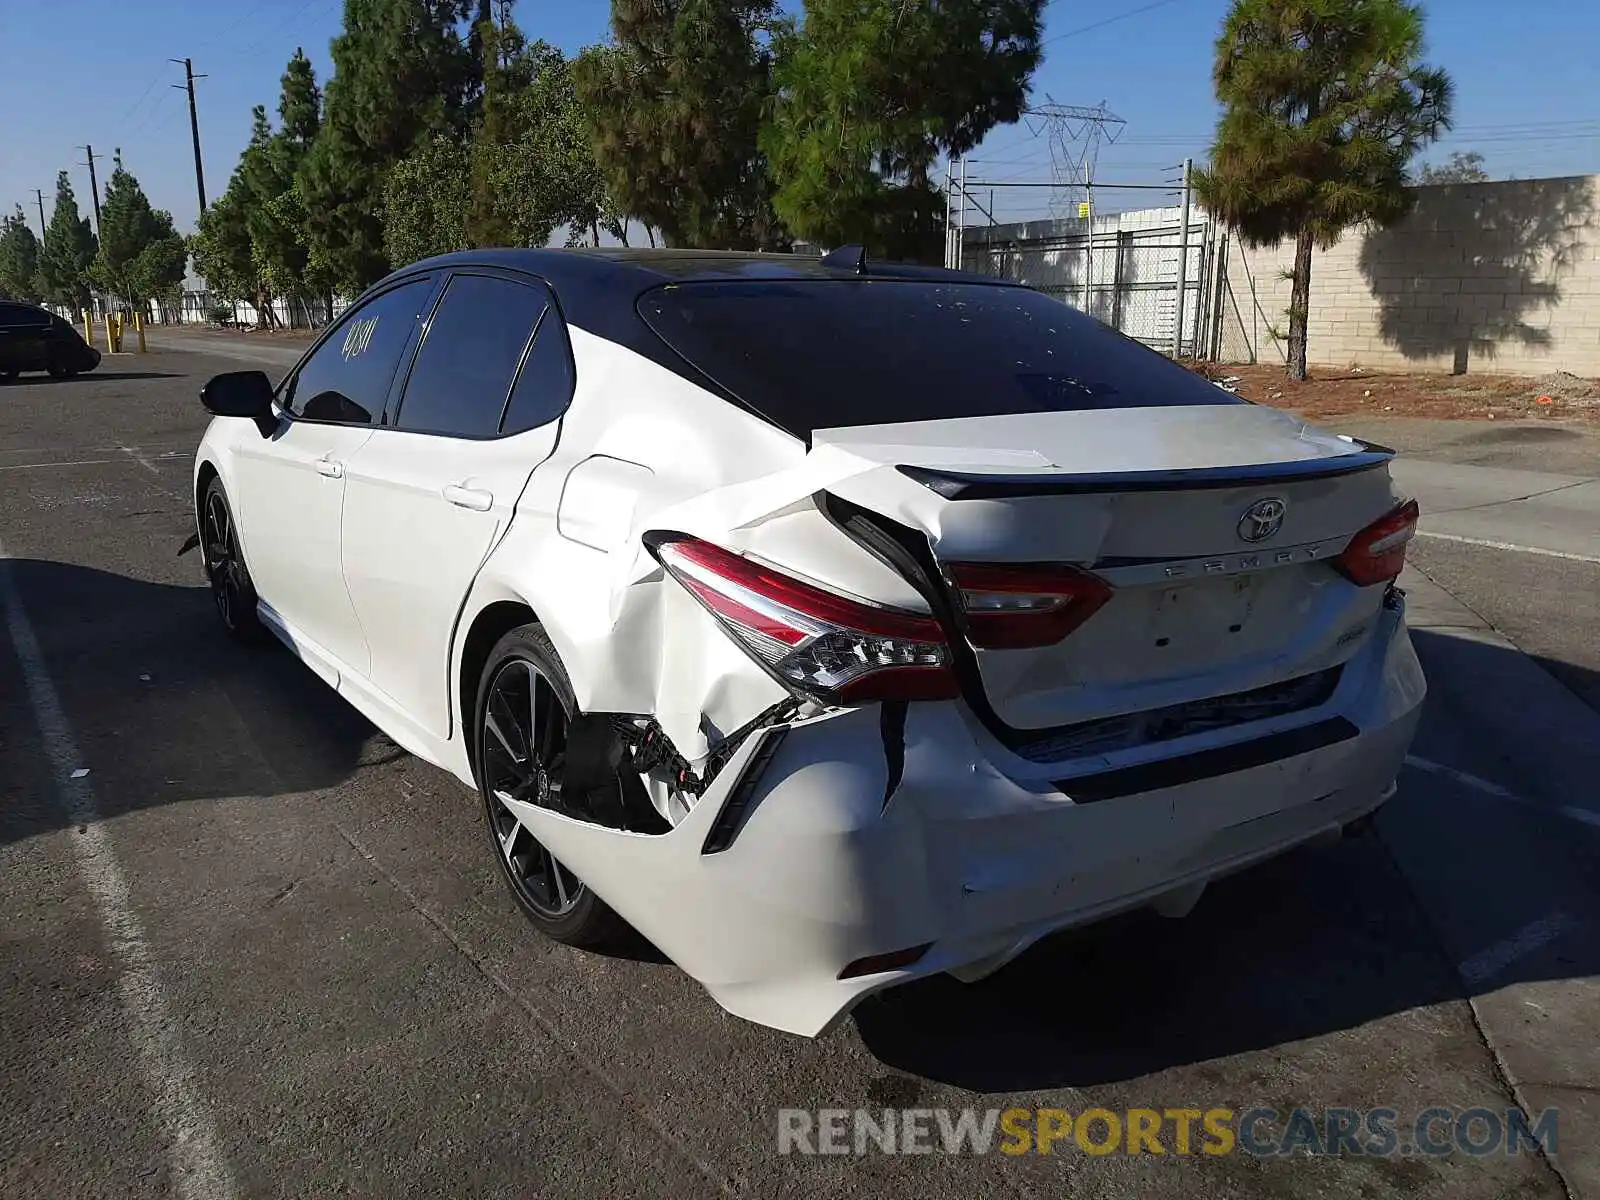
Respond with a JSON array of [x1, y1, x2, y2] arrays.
[[316, 458, 344, 479], [443, 483, 494, 511]]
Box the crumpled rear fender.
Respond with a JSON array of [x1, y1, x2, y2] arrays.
[[454, 335, 938, 771]]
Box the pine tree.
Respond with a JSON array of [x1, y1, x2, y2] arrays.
[[36, 172, 98, 310], [298, 0, 478, 292], [573, 0, 786, 249], [90, 152, 188, 309], [0, 207, 42, 303], [764, 0, 1044, 260], [1193, 0, 1452, 380], [278, 48, 323, 150]]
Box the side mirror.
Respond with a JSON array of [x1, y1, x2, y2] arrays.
[[200, 370, 277, 438]]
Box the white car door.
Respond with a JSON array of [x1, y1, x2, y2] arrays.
[[340, 270, 573, 740], [230, 274, 440, 679]]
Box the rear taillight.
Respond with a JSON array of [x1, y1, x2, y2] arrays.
[[651, 535, 959, 704], [944, 562, 1113, 649], [1332, 499, 1419, 587]]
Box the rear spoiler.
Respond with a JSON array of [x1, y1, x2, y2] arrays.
[[898, 440, 1396, 501]]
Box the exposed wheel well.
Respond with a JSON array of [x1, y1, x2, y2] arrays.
[[458, 600, 539, 778]]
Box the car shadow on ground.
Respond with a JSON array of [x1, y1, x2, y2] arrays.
[[0, 558, 379, 847], [0, 371, 183, 385], [855, 628, 1600, 1090], [853, 831, 1461, 1090]]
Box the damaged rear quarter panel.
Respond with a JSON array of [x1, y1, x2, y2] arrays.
[[453, 328, 924, 773]]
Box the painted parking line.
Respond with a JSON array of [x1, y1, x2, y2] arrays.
[[1413, 529, 1600, 566], [0, 450, 186, 474], [0, 536, 237, 1200], [1404, 755, 1600, 831], [1458, 912, 1579, 987]]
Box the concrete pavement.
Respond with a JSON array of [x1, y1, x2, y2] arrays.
[[3, 341, 1596, 1198]]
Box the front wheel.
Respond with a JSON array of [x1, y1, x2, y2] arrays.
[[475, 625, 628, 949], [200, 478, 264, 642]]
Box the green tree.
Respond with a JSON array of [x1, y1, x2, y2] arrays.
[[474, 36, 627, 248], [298, 0, 479, 292], [1193, 0, 1453, 380], [0, 207, 42, 302], [36, 172, 98, 310], [466, 10, 551, 246], [189, 188, 259, 312], [764, 0, 1044, 260], [1418, 149, 1487, 185], [574, 2, 785, 249], [384, 134, 472, 263], [89, 153, 188, 310]]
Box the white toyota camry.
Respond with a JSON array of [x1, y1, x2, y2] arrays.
[[191, 247, 1426, 1037]]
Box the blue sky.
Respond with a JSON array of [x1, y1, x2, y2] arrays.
[[3, 0, 1597, 235]]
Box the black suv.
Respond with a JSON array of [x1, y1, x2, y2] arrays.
[[0, 301, 102, 381]]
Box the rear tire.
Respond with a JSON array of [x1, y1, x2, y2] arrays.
[[475, 624, 629, 949], [200, 477, 265, 642], [46, 350, 76, 379], [0, 371, 16, 384]]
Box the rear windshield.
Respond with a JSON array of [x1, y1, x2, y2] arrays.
[[637, 279, 1240, 438]]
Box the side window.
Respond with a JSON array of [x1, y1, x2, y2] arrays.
[[287, 277, 434, 424], [394, 274, 547, 438], [501, 307, 576, 436]]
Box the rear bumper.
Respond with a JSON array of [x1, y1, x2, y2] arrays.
[[517, 598, 1425, 1037]]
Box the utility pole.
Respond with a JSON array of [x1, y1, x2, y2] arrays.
[[76, 146, 104, 236], [957, 155, 968, 271], [33, 189, 47, 239], [943, 165, 954, 269], [1173, 157, 1193, 359], [172, 58, 208, 213]]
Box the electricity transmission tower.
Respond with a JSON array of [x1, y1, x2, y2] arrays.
[[1023, 100, 1127, 219]]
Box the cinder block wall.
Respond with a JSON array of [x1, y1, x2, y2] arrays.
[[1217, 175, 1600, 376]]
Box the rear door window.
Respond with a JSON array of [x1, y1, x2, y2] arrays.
[[637, 279, 1241, 439], [500, 306, 576, 435], [394, 273, 548, 438]]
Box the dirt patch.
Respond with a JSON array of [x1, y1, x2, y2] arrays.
[[1187, 362, 1600, 425], [161, 325, 320, 346]]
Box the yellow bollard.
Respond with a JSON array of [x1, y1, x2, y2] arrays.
[[110, 313, 124, 354], [134, 311, 147, 354], [81, 309, 92, 344]]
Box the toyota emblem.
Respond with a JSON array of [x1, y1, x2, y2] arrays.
[[1238, 497, 1287, 542]]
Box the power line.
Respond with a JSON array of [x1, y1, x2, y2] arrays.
[[1043, 0, 1187, 47], [238, 0, 336, 61], [124, 90, 175, 143], [117, 65, 171, 133], [194, 0, 279, 53]]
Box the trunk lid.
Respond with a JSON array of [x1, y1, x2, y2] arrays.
[[815, 404, 1407, 734]]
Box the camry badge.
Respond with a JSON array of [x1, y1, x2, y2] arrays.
[[1238, 497, 1287, 542]]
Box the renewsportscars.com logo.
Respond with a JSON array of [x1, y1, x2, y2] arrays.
[[777, 1106, 1560, 1158]]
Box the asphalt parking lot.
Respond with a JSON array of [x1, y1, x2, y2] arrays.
[[3, 341, 1597, 1199]]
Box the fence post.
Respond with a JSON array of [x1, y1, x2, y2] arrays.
[[1173, 158, 1193, 358]]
